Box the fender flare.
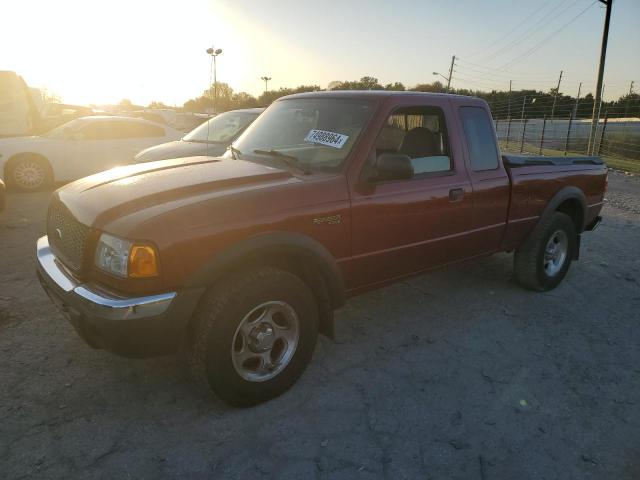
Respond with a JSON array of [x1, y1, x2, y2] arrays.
[[185, 231, 347, 308], [537, 186, 588, 233]]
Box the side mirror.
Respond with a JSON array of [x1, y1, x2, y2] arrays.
[[372, 153, 414, 182]]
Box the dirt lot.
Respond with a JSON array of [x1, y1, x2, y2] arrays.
[[1, 171, 639, 480]]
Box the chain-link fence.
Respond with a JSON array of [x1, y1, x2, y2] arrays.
[[490, 96, 640, 171]]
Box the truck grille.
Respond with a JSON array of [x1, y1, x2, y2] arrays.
[[47, 202, 90, 272]]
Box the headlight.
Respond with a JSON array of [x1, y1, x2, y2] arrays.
[[95, 233, 159, 278]]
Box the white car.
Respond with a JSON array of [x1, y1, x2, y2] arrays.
[[0, 116, 182, 191]]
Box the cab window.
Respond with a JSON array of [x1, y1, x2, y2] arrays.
[[459, 106, 500, 171], [375, 106, 452, 176]]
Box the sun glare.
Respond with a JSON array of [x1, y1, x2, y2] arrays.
[[1, 0, 290, 106]]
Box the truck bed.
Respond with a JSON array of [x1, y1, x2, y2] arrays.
[[501, 154, 608, 250], [503, 154, 604, 167]]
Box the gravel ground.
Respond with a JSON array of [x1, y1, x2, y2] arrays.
[[0, 171, 639, 480]]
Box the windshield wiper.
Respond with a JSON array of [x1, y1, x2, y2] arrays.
[[253, 149, 311, 175], [228, 145, 242, 160]]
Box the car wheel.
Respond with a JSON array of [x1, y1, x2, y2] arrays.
[[514, 212, 577, 291], [7, 155, 52, 192], [188, 266, 319, 406]]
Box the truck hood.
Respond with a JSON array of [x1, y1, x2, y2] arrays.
[[56, 156, 294, 229], [134, 140, 228, 163]]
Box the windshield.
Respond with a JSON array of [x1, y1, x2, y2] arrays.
[[227, 98, 374, 171], [183, 111, 258, 143]]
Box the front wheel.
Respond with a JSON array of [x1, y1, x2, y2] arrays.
[[514, 212, 577, 291], [7, 155, 52, 192], [188, 267, 319, 406]]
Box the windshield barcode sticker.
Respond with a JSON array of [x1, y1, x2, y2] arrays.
[[304, 129, 349, 149]]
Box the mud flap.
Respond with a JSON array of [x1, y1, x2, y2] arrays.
[[319, 309, 335, 339]]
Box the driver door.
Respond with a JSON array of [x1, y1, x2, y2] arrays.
[[348, 99, 473, 289]]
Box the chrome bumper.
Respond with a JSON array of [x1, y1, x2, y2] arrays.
[[36, 235, 176, 321]]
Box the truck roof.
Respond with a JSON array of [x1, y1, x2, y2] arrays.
[[280, 90, 487, 105]]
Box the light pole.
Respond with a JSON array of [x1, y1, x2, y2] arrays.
[[206, 47, 223, 114], [261, 76, 272, 94], [432, 72, 449, 92]]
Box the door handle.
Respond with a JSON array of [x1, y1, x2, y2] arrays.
[[449, 188, 464, 202]]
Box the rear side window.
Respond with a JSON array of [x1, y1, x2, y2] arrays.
[[460, 106, 499, 171]]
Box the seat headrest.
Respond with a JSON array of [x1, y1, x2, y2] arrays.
[[399, 127, 438, 157]]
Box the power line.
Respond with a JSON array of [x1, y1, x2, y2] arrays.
[[454, 1, 598, 88], [455, 58, 560, 78], [498, 1, 598, 72], [464, 0, 557, 58], [454, 64, 555, 81], [454, 69, 558, 85], [477, 0, 581, 64]]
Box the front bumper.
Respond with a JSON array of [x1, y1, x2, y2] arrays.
[[36, 236, 203, 357]]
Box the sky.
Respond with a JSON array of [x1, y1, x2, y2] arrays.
[[2, 0, 638, 107]]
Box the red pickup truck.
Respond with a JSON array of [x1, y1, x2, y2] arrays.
[[37, 91, 606, 406]]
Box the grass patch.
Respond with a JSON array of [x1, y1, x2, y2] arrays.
[[603, 156, 640, 174]]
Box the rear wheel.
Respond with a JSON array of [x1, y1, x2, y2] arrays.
[[514, 212, 577, 291], [188, 267, 319, 406], [7, 155, 52, 192]]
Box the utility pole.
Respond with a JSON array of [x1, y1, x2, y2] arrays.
[[573, 82, 582, 117], [446, 55, 456, 92], [433, 54, 456, 93], [588, 0, 613, 155], [261, 76, 272, 94], [596, 84, 605, 127], [550, 70, 563, 120]]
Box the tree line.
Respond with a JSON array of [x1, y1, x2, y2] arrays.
[[177, 76, 640, 119]]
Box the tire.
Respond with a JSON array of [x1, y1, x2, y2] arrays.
[[188, 266, 319, 407], [6, 155, 52, 192], [514, 212, 577, 291]]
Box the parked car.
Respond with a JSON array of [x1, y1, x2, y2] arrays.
[[0, 116, 182, 191], [0, 71, 42, 138], [36, 91, 606, 406], [134, 108, 263, 163]]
